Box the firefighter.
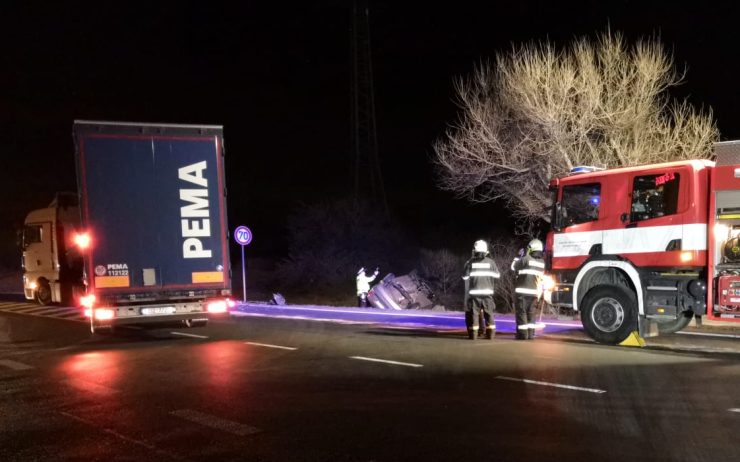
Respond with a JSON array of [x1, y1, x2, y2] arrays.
[[511, 239, 545, 340], [462, 240, 501, 340], [356, 267, 379, 307]]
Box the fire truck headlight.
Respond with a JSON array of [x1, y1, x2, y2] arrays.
[[29, 281, 38, 290], [680, 251, 694, 262], [541, 275, 556, 292]]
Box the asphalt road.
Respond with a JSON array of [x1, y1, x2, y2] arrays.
[[1, 300, 740, 462]]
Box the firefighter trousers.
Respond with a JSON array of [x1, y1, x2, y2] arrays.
[[465, 296, 495, 339], [515, 295, 537, 339]]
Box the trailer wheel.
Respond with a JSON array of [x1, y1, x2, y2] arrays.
[[35, 281, 52, 306], [90, 323, 114, 335], [656, 311, 693, 334], [183, 319, 208, 328], [580, 285, 637, 345]]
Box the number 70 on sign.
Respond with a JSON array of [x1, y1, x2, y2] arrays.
[[234, 226, 253, 246]]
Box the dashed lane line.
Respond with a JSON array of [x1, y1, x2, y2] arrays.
[[0, 359, 35, 370], [170, 409, 261, 436], [729, 408, 740, 413], [495, 376, 606, 394], [349, 356, 424, 368], [244, 341, 297, 351], [170, 332, 209, 339]]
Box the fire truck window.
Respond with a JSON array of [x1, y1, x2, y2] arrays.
[[23, 225, 42, 248], [630, 173, 680, 221], [561, 183, 601, 226]]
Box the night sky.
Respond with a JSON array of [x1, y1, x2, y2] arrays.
[[3, 1, 740, 263]]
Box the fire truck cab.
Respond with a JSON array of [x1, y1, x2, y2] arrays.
[[546, 142, 740, 344]]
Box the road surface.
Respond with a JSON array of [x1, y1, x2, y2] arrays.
[[1, 298, 739, 461]]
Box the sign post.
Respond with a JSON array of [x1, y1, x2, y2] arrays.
[[233, 225, 253, 303]]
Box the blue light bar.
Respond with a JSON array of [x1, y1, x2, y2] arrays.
[[570, 166, 604, 175]]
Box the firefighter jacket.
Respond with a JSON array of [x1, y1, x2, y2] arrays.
[[356, 270, 379, 295], [462, 256, 500, 297], [511, 253, 545, 297]]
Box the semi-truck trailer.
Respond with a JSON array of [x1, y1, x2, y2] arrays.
[[21, 120, 232, 332]]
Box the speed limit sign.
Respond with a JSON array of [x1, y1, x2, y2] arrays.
[[234, 226, 252, 246]]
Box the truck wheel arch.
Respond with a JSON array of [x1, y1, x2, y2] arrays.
[[573, 261, 642, 315]]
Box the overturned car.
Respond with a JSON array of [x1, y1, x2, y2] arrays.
[[367, 271, 440, 310]]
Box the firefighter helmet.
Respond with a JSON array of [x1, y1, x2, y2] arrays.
[[473, 240, 488, 254], [357, 267, 366, 275], [528, 239, 544, 253]]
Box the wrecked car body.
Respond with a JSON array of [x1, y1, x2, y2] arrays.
[[367, 272, 438, 310]]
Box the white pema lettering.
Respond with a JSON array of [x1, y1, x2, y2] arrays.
[[179, 162, 212, 259]]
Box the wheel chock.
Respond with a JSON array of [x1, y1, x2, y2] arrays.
[[619, 331, 646, 347]]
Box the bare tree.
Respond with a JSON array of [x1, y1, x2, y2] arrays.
[[489, 240, 519, 313], [434, 30, 719, 226], [419, 248, 465, 296]]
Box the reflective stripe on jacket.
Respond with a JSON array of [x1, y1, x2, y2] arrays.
[[356, 271, 378, 295], [512, 254, 544, 296], [463, 256, 500, 297]]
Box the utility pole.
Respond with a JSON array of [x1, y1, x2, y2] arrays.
[[350, 0, 389, 216]]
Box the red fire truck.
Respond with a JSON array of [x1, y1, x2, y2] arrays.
[[545, 141, 740, 344]]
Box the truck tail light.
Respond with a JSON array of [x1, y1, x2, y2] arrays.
[[74, 232, 91, 250], [84, 307, 115, 320], [94, 308, 115, 320], [80, 294, 96, 309], [207, 300, 228, 314]]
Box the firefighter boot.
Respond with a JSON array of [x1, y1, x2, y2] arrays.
[[515, 326, 527, 340], [527, 328, 535, 340], [485, 327, 495, 340]]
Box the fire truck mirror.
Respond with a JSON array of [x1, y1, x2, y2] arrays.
[[553, 203, 564, 231]]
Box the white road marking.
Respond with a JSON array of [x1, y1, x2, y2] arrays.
[[495, 376, 606, 394], [678, 331, 740, 339], [0, 359, 34, 370], [349, 356, 424, 368], [729, 408, 740, 413], [170, 332, 209, 339], [170, 409, 260, 436], [60, 411, 191, 461], [65, 378, 118, 396], [244, 341, 297, 350]]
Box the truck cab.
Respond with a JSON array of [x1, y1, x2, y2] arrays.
[[22, 192, 84, 305], [546, 159, 715, 343]]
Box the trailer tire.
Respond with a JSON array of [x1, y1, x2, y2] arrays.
[[580, 285, 637, 345], [656, 311, 693, 334], [35, 281, 52, 306], [184, 319, 208, 328], [90, 324, 114, 335]]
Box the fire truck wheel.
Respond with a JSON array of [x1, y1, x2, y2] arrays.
[[580, 285, 637, 345], [656, 312, 693, 334], [35, 281, 53, 306]]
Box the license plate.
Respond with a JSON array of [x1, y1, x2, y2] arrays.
[[141, 307, 176, 315]]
